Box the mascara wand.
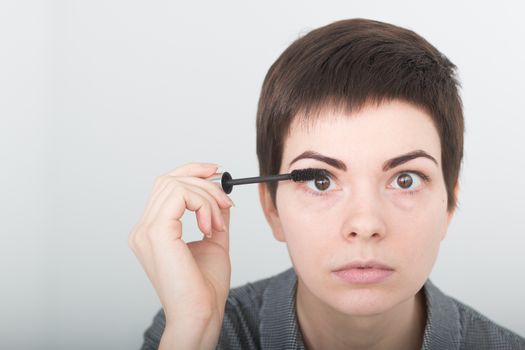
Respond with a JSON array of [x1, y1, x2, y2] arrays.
[[220, 168, 327, 194]]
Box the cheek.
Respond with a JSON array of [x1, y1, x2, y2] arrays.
[[277, 190, 341, 265], [279, 204, 334, 245], [387, 194, 448, 278], [277, 183, 341, 228]]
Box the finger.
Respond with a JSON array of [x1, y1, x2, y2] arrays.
[[144, 163, 222, 219], [203, 206, 230, 252], [146, 180, 225, 236], [182, 184, 227, 235], [175, 176, 234, 209], [152, 185, 216, 238], [140, 176, 204, 225], [142, 163, 222, 219], [164, 162, 220, 178]]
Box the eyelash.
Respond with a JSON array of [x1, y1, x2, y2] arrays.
[[301, 169, 431, 197]]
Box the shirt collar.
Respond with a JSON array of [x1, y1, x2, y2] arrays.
[[420, 278, 461, 349], [259, 267, 461, 350]]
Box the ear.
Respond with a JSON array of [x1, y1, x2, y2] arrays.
[[447, 181, 460, 226], [258, 183, 286, 242], [441, 181, 460, 242]]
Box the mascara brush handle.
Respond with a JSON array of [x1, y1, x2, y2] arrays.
[[228, 174, 292, 185], [220, 172, 291, 194]]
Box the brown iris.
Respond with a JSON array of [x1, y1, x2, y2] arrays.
[[397, 173, 413, 188], [314, 176, 331, 191]]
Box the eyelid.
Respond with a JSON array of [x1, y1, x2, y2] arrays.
[[393, 169, 431, 182]]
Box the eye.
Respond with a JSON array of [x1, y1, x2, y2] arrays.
[[304, 173, 337, 196], [389, 171, 430, 194]]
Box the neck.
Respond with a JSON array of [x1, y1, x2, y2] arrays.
[[295, 279, 427, 350]]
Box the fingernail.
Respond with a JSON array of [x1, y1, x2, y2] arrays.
[[223, 196, 235, 207]]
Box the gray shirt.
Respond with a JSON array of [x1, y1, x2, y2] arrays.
[[141, 267, 525, 349]]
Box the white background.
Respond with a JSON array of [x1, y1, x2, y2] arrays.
[[1, 1, 524, 349]]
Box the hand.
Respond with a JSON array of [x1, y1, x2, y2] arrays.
[[128, 162, 234, 348]]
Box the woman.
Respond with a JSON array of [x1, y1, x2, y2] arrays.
[[129, 18, 525, 349]]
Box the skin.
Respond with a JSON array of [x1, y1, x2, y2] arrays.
[[129, 163, 235, 350], [259, 99, 459, 350]]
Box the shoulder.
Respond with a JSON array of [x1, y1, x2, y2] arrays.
[[422, 279, 525, 349], [452, 297, 525, 349], [423, 280, 525, 350]]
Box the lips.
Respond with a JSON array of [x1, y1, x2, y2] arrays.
[[332, 259, 394, 272], [331, 259, 395, 284]]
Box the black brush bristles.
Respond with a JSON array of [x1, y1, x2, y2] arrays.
[[220, 168, 328, 194], [290, 168, 328, 182]]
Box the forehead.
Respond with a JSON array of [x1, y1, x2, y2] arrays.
[[282, 100, 441, 169]]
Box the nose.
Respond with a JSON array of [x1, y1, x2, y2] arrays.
[[342, 188, 387, 241]]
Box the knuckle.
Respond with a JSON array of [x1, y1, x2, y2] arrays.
[[129, 232, 142, 249], [127, 234, 135, 250], [128, 225, 139, 248], [128, 233, 146, 254]]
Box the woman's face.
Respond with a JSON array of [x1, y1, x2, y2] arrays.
[[262, 99, 456, 316]]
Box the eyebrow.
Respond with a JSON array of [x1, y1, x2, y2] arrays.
[[288, 149, 438, 172]]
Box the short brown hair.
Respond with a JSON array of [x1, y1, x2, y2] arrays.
[[256, 18, 463, 212]]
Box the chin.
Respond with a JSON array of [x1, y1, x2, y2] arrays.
[[325, 287, 398, 316]]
